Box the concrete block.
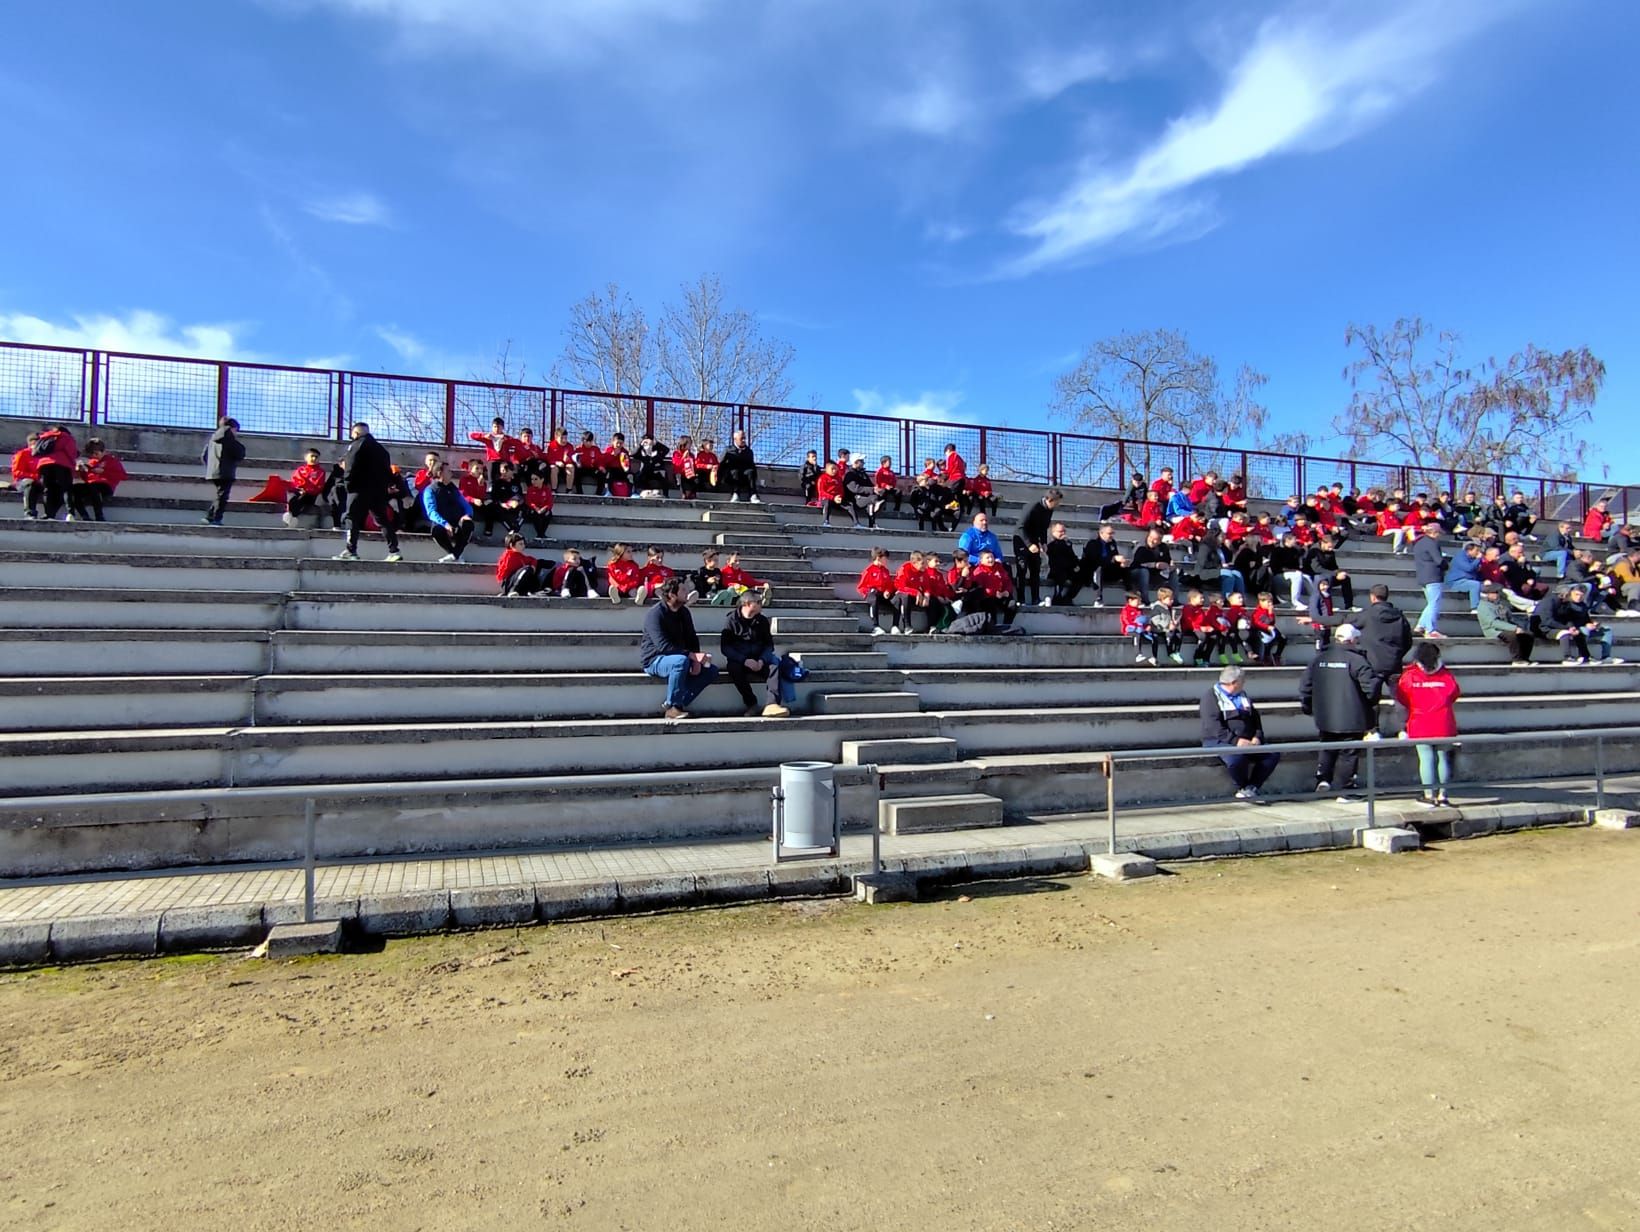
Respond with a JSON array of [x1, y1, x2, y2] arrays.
[[886, 851, 969, 881], [841, 736, 958, 765], [697, 868, 772, 904], [962, 850, 1034, 880], [1273, 822, 1341, 852], [853, 871, 919, 903], [1591, 808, 1640, 830], [1187, 829, 1245, 858], [1089, 852, 1158, 880], [264, 920, 343, 957], [1012, 841, 1091, 877], [357, 891, 451, 936], [1125, 833, 1192, 861], [1231, 824, 1289, 854], [262, 898, 359, 927], [0, 921, 51, 967], [537, 880, 619, 920], [614, 874, 700, 912], [50, 912, 161, 962], [1361, 827, 1421, 854], [1445, 813, 1502, 839], [879, 792, 1004, 835], [767, 860, 848, 897], [449, 885, 536, 928], [159, 904, 265, 951]]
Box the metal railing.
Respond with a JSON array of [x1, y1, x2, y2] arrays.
[[0, 338, 1622, 519]]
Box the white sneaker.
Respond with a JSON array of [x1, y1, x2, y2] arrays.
[[872, 626, 887, 636], [609, 588, 622, 605], [634, 591, 647, 604], [65, 513, 76, 521], [889, 626, 901, 635], [1038, 597, 1053, 607], [332, 550, 358, 561], [749, 495, 762, 504], [437, 553, 457, 563], [1092, 600, 1104, 608], [1135, 652, 1148, 662], [384, 552, 403, 563], [560, 588, 572, 598], [730, 494, 742, 503], [1234, 786, 1253, 800], [1603, 657, 1626, 665], [282, 511, 295, 527]]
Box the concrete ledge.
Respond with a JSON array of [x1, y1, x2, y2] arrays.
[[265, 920, 342, 957], [767, 860, 849, 896], [536, 880, 619, 920], [853, 871, 918, 903], [1590, 808, 1639, 830], [357, 891, 452, 936], [698, 869, 773, 904], [0, 921, 51, 966], [449, 885, 536, 928], [615, 874, 701, 911], [1362, 827, 1421, 854], [1089, 852, 1158, 880], [263, 897, 359, 928], [159, 904, 264, 951], [50, 912, 161, 961]]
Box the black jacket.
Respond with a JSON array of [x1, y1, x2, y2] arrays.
[[720, 608, 775, 662], [1018, 500, 1054, 548], [1200, 688, 1266, 747], [1531, 594, 1591, 636], [1298, 644, 1380, 734], [721, 443, 756, 477], [1412, 535, 1447, 586], [1360, 601, 1413, 677], [1045, 538, 1079, 582], [342, 432, 394, 496], [640, 601, 700, 667], [202, 424, 245, 481], [1130, 542, 1171, 576]]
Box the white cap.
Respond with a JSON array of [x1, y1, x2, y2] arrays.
[[1334, 622, 1361, 642]]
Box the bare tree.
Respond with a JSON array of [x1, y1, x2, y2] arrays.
[[555, 284, 653, 438], [654, 274, 795, 442], [1049, 328, 1270, 475], [1337, 318, 1604, 478], [459, 339, 545, 439]]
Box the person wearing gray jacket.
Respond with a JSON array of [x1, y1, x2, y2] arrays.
[[201, 417, 246, 525], [1476, 582, 1533, 665], [1411, 523, 1448, 638]]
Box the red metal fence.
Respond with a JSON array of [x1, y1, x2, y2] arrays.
[[0, 339, 1621, 521]]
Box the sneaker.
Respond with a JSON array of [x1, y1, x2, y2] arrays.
[[1135, 652, 1148, 662], [23, 509, 38, 519], [1420, 791, 1437, 807], [889, 626, 901, 635], [1435, 790, 1451, 806], [384, 552, 403, 563], [65, 513, 76, 522], [762, 703, 790, 718], [1424, 629, 1448, 639], [1038, 598, 1053, 608], [1508, 660, 1530, 667], [1569, 656, 1589, 665], [730, 494, 742, 503], [438, 553, 458, 564], [332, 549, 358, 561], [872, 626, 887, 636], [282, 511, 296, 527], [1234, 786, 1254, 800], [1168, 652, 1183, 664], [759, 583, 773, 604], [560, 588, 573, 598], [1146, 656, 1158, 666], [749, 495, 762, 504], [663, 706, 690, 720], [1314, 780, 1331, 793], [609, 588, 622, 605], [634, 590, 647, 604], [1603, 657, 1626, 665]]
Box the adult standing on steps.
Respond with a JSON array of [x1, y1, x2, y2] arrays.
[[333, 421, 403, 563], [201, 416, 242, 526], [721, 429, 761, 503], [1297, 622, 1381, 799], [1411, 522, 1448, 639], [1013, 489, 1061, 608], [1200, 665, 1281, 802], [641, 578, 720, 719]]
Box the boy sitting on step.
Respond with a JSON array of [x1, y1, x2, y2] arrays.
[[1120, 590, 1160, 665], [1179, 589, 1227, 666], [605, 543, 643, 603], [692, 549, 732, 605], [522, 471, 554, 542], [1252, 592, 1287, 665], [799, 450, 822, 505], [858, 546, 897, 634], [893, 550, 934, 632], [873, 455, 903, 514], [721, 552, 772, 604], [968, 463, 998, 518], [1223, 592, 1253, 663], [1148, 585, 1183, 664], [481, 462, 524, 538], [282, 448, 329, 526], [970, 548, 1017, 627], [552, 547, 600, 598], [495, 532, 548, 597]]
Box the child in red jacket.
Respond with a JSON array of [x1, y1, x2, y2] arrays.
[[1222, 592, 1253, 663], [552, 546, 600, 598], [1395, 641, 1461, 805], [968, 464, 997, 518], [858, 546, 896, 633], [721, 551, 771, 604], [873, 456, 902, 514], [970, 548, 1017, 627], [1119, 590, 1161, 665], [1179, 589, 1227, 666], [544, 427, 576, 491], [458, 459, 488, 507], [10, 434, 41, 518], [69, 438, 129, 521], [469, 417, 521, 485], [605, 543, 643, 604], [282, 448, 329, 527], [496, 532, 548, 597], [1251, 592, 1286, 665], [638, 545, 674, 602], [522, 471, 555, 542], [513, 428, 544, 483], [695, 438, 721, 493], [816, 461, 859, 528], [573, 432, 605, 495], [892, 550, 931, 632]]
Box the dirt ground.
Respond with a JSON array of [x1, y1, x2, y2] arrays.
[[1, 829, 1638, 1232]]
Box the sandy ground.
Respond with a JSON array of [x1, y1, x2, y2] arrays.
[[1, 828, 1638, 1232]]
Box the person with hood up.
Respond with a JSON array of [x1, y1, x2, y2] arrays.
[[1395, 641, 1460, 806], [1297, 622, 1381, 798]]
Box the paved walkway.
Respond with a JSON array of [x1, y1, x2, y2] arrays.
[[1, 779, 1632, 965]]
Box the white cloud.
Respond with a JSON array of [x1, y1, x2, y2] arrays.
[[0, 309, 251, 359], [303, 191, 392, 226], [375, 325, 425, 364], [851, 387, 968, 422], [879, 73, 979, 138], [1002, 4, 1508, 275], [1016, 45, 1120, 101], [923, 219, 973, 244]]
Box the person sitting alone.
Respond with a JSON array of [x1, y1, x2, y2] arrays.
[[282, 448, 329, 527], [1201, 665, 1281, 802]]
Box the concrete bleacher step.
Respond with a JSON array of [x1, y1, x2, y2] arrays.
[[841, 735, 961, 765], [813, 690, 921, 715], [878, 792, 1005, 835], [874, 761, 983, 797], [771, 616, 860, 635]]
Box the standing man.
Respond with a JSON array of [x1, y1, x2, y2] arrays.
[[1012, 489, 1061, 608], [1359, 584, 1414, 702], [201, 417, 243, 526], [1297, 623, 1381, 799], [721, 429, 760, 503], [641, 578, 721, 719], [333, 421, 403, 562], [1411, 522, 1448, 639]]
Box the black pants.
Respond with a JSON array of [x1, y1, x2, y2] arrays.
[[524, 509, 552, 539], [432, 520, 473, 560], [866, 593, 895, 630], [894, 594, 946, 633], [821, 497, 860, 527], [726, 657, 781, 709], [205, 476, 233, 524], [1215, 747, 1281, 790], [287, 490, 323, 519], [967, 593, 1016, 628], [70, 481, 113, 520], [344, 492, 401, 553], [1495, 630, 1534, 663], [17, 478, 39, 516], [558, 567, 595, 597], [876, 489, 902, 513], [573, 467, 606, 495], [501, 564, 546, 596], [634, 462, 670, 496], [678, 471, 698, 499], [1184, 631, 1223, 664], [1257, 628, 1288, 664], [722, 463, 757, 500], [37, 464, 74, 519], [482, 502, 522, 536], [1316, 733, 1360, 788], [1012, 540, 1042, 604]]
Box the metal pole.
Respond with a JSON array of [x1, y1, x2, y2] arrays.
[[1595, 735, 1606, 810], [872, 770, 884, 874], [1105, 757, 1117, 855], [770, 786, 784, 863], [1365, 745, 1377, 829], [302, 797, 316, 924]]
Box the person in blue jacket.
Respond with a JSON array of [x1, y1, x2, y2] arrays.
[[421, 464, 476, 563], [1443, 540, 1484, 611], [956, 512, 1002, 564]]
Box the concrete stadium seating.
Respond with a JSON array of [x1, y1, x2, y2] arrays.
[[3, 413, 1635, 877]]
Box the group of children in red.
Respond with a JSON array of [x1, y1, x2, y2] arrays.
[[8, 426, 129, 521], [1117, 587, 1288, 667], [492, 539, 774, 605], [854, 543, 1017, 634], [802, 443, 997, 532]]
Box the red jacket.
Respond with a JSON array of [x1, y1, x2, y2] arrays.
[[80, 453, 127, 491], [1170, 516, 1205, 542], [1251, 606, 1280, 634], [10, 447, 38, 483], [694, 450, 719, 471], [606, 557, 641, 591], [544, 439, 574, 466], [639, 562, 673, 591], [1118, 601, 1145, 635], [289, 462, 327, 495], [816, 472, 845, 502], [412, 466, 437, 492], [968, 475, 993, 499], [458, 473, 487, 503], [1124, 499, 1163, 528], [1188, 477, 1211, 504], [1148, 478, 1172, 504], [722, 564, 763, 590], [1583, 508, 1612, 539], [1224, 519, 1253, 542], [894, 562, 927, 595], [671, 449, 697, 478], [550, 561, 587, 590], [1377, 510, 1404, 533], [1395, 666, 1460, 739], [942, 451, 966, 482], [468, 431, 521, 463], [920, 566, 952, 599], [947, 564, 972, 593], [971, 561, 1013, 597], [858, 563, 895, 597], [495, 547, 537, 583], [574, 443, 604, 470], [35, 427, 77, 470], [524, 485, 554, 512], [873, 465, 899, 492], [603, 444, 630, 471], [1180, 603, 1217, 635]]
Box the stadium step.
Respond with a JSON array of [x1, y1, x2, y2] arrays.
[[841, 735, 961, 765], [771, 616, 860, 635], [813, 690, 921, 715], [879, 792, 1005, 835]]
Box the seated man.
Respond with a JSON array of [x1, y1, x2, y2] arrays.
[[1200, 665, 1280, 802], [719, 592, 795, 718], [640, 578, 720, 719], [955, 512, 1002, 564]]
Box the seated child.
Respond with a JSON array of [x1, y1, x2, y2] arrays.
[[1179, 589, 1226, 666], [672, 435, 700, 500], [495, 532, 549, 597], [1252, 592, 1287, 665], [1222, 592, 1253, 663], [799, 450, 822, 505], [910, 473, 957, 532], [1119, 590, 1160, 665], [1148, 586, 1182, 664], [968, 464, 997, 518], [605, 543, 643, 604], [552, 547, 600, 598], [70, 438, 128, 522], [873, 456, 903, 513], [816, 461, 858, 528], [573, 431, 606, 494], [858, 546, 897, 634], [513, 427, 545, 484], [481, 461, 524, 537], [893, 550, 933, 633], [545, 427, 576, 492], [522, 472, 554, 541], [721, 551, 771, 604], [458, 458, 488, 510], [692, 548, 727, 604], [694, 439, 720, 493], [970, 548, 1017, 628], [638, 545, 673, 602]]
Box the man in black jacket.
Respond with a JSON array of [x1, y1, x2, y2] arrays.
[[1012, 488, 1061, 607], [641, 579, 721, 719], [1129, 528, 1173, 603], [720, 430, 760, 503], [201, 416, 245, 526], [334, 421, 403, 562], [1297, 623, 1381, 796], [720, 593, 793, 717], [1074, 522, 1127, 607], [1359, 584, 1413, 697]]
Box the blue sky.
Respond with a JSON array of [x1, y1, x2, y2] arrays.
[[2, 0, 1636, 479]]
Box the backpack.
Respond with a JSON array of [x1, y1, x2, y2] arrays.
[[945, 611, 993, 636], [31, 435, 55, 458]]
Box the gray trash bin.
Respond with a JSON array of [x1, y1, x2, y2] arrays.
[[779, 761, 835, 849]]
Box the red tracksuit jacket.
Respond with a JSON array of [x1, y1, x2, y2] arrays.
[[857, 563, 895, 596]]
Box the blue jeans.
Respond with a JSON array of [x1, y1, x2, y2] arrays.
[[1541, 548, 1570, 577], [1219, 568, 1248, 599], [1417, 582, 1443, 632], [1445, 578, 1481, 610], [644, 654, 721, 709]]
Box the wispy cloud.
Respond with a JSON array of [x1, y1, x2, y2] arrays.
[[923, 219, 973, 245], [258, 204, 355, 321], [852, 387, 968, 422], [878, 72, 979, 139], [1001, 4, 1511, 276], [374, 325, 425, 364], [303, 190, 392, 226], [1015, 44, 1120, 102], [0, 309, 251, 359]]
